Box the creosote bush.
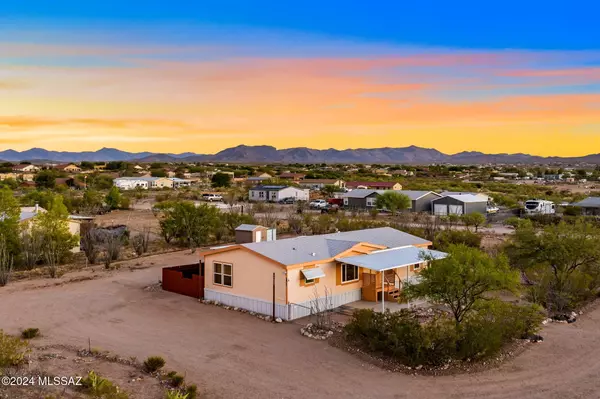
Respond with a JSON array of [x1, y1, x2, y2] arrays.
[[21, 327, 40, 340], [0, 330, 29, 368], [344, 301, 544, 367], [143, 355, 166, 373]]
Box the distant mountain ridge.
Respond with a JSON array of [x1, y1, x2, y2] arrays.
[[1, 145, 599, 165]]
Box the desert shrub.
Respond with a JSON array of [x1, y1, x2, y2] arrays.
[[563, 206, 582, 216], [504, 216, 532, 230], [434, 229, 481, 250], [168, 373, 185, 388], [185, 384, 198, 399], [80, 370, 129, 399], [345, 302, 545, 367], [0, 330, 29, 368], [21, 328, 40, 339], [165, 389, 188, 399], [143, 355, 166, 373]]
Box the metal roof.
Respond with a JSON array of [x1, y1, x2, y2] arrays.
[[337, 246, 447, 272], [301, 267, 326, 280], [440, 191, 489, 199], [241, 227, 430, 266], [235, 224, 264, 231], [342, 189, 378, 198], [572, 197, 600, 208], [343, 189, 438, 200], [434, 194, 486, 203], [250, 185, 290, 191]]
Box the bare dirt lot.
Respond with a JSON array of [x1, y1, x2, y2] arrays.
[[2, 251, 600, 399]]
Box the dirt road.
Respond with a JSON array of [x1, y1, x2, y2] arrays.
[[1, 254, 599, 399]]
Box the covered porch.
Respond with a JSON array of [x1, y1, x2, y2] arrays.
[[336, 246, 447, 312]]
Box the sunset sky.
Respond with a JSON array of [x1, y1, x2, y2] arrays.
[[1, 1, 599, 156]]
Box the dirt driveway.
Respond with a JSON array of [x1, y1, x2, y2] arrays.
[[1, 252, 599, 399]]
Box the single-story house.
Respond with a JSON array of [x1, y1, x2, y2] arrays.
[[113, 177, 174, 190], [19, 205, 83, 252], [342, 190, 442, 212], [571, 197, 600, 216], [54, 163, 81, 173], [346, 181, 403, 190], [12, 164, 39, 173], [297, 179, 346, 190], [169, 177, 193, 188], [431, 194, 488, 216], [200, 227, 446, 320], [249, 185, 309, 202], [278, 172, 306, 180]]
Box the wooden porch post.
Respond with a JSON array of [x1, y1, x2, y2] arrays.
[[381, 270, 385, 312]]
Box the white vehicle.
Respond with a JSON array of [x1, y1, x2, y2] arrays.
[[202, 193, 223, 202], [309, 199, 328, 209], [524, 199, 555, 215], [486, 205, 499, 214]]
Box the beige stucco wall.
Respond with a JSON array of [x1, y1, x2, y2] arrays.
[[68, 221, 81, 253], [204, 249, 287, 304]]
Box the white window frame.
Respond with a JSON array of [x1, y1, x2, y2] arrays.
[[341, 263, 359, 283], [258, 191, 265, 198], [213, 261, 233, 287]]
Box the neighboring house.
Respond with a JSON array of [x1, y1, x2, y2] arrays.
[[0, 173, 18, 181], [246, 176, 271, 185], [169, 177, 192, 188], [249, 185, 309, 202], [431, 194, 488, 216], [12, 164, 39, 173], [278, 172, 306, 180], [346, 181, 402, 190], [54, 163, 81, 173], [19, 205, 83, 253], [571, 197, 600, 216], [200, 227, 446, 320], [544, 174, 564, 181], [297, 179, 346, 190], [113, 176, 174, 190], [342, 190, 441, 212]]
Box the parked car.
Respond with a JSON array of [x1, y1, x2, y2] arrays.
[[486, 205, 499, 214], [202, 193, 223, 202], [309, 199, 328, 209], [321, 204, 339, 214], [278, 197, 295, 204]]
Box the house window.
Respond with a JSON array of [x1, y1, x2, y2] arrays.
[[413, 263, 421, 270], [366, 197, 376, 207], [213, 262, 232, 287], [304, 277, 315, 285], [341, 263, 359, 283], [259, 191, 265, 198]]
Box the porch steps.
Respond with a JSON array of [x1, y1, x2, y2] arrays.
[[385, 289, 401, 301], [336, 305, 355, 316]]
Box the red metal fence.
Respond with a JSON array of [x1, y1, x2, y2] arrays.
[[162, 263, 204, 299]]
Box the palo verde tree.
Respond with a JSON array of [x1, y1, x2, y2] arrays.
[[403, 244, 520, 326], [461, 212, 486, 232], [33, 195, 79, 276], [374, 191, 411, 215], [105, 186, 122, 210], [506, 221, 600, 312], [211, 172, 232, 188], [154, 200, 220, 250]]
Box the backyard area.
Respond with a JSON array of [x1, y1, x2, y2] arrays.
[[1, 252, 600, 399]]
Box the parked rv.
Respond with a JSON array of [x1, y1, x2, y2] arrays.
[[524, 199, 555, 215]]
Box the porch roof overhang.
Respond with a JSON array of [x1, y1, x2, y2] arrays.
[[335, 246, 447, 272]]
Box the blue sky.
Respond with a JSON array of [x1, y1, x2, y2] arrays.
[[2, 1, 599, 49]]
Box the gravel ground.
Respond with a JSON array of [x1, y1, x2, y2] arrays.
[[1, 252, 599, 399]]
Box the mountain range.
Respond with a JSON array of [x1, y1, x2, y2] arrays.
[[1, 145, 599, 165]]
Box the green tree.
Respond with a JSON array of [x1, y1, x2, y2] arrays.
[[374, 191, 411, 215], [34, 170, 57, 189], [155, 201, 220, 250], [403, 244, 519, 325], [82, 190, 104, 213], [150, 168, 167, 177], [461, 212, 486, 232], [34, 195, 79, 275], [0, 188, 21, 256], [220, 212, 256, 236], [434, 229, 481, 250], [105, 186, 122, 210], [211, 172, 232, 188], [506, 221, 600, 311]]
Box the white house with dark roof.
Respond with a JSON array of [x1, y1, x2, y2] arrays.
[[248, 185, 309, 202]]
